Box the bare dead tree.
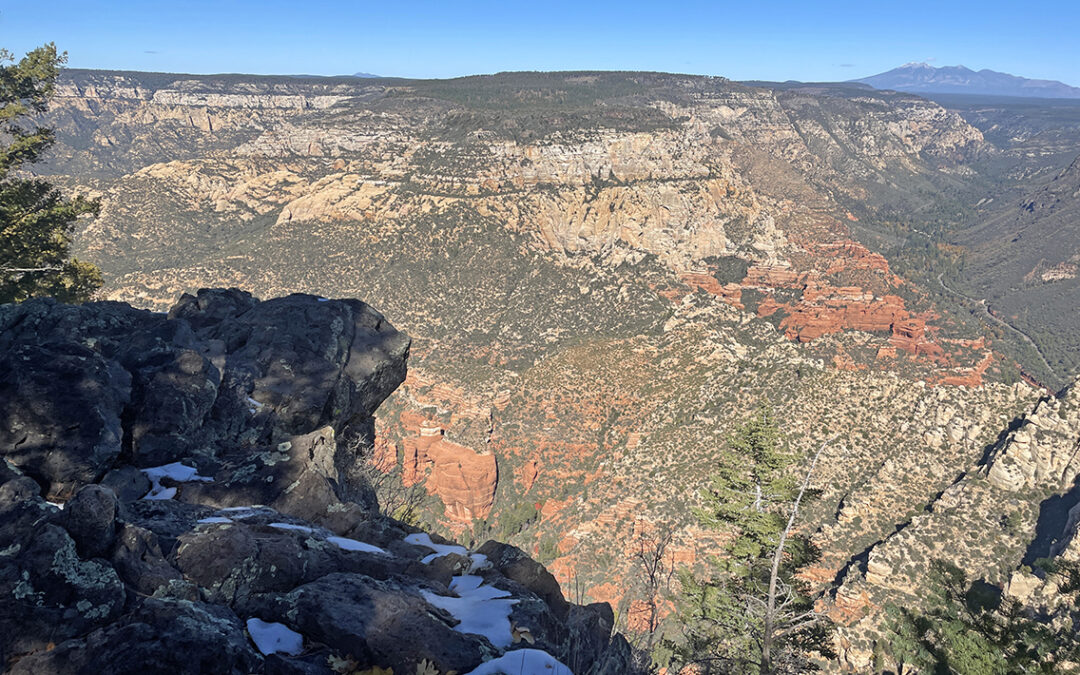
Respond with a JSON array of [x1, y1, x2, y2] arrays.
[[621, 523, 678, 673], [635, 525, 677, 648], [344, 435, 428, 523], [757, 435, 840, 674]]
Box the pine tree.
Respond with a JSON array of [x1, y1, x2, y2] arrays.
[[663, 406, 835, 674], [0, 43, 101, 304], [882, 559, 1080, 674]]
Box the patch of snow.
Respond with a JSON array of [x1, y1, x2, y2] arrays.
[[422, 575, 518, 648], [327, 536, 388, 555], [405, 532, 469, 563], [46, 501, 65, 510], [141, 462, 213, 500], [246, 618, 303, 656], [317, 297, 330, 302], [464, 649, 573, 675], [246, 396, 264, 414], [468, 553, 491, 572], [269, 522, 315, 533], [219, 506, 265, 518], [197, 516, 233, 524]]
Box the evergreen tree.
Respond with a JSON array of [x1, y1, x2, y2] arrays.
[[0, 43, 101, 304], [882, 559, 1080, 674], [662, 406, 835, 674]]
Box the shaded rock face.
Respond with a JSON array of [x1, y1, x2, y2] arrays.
[[0, 288, 409, 497], [0, 290, 629, 674]]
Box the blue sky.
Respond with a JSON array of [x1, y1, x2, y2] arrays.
[[2, 0, 1078, 84]]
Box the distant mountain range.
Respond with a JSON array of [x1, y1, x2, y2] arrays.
[[854, 62, 1080, 99]]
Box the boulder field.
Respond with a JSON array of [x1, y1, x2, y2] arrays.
[[0, 289, 629, 674]]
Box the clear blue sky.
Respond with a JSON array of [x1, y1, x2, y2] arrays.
[[2, 0, 1078, 84]]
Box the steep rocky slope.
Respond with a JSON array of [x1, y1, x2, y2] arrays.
[[826, 374, 1080, 669], [28, 69, 1080, 666], [0, 290, 629, 674]]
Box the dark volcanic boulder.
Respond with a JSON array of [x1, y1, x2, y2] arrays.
[[477, 540, 571, 619], [0, 342, 130, 499], [176, 427, 366, 525], [253, 572, 490, 673], [109, 523, 188, 597], [0, 290, 409, 485], [170, 288, 412, 443], [63, 484, 120, 559], [0, 522, 126, 660], [9, 598, 263, 675]]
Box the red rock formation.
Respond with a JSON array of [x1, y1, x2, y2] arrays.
[[780, 294, 908, 342], [890, 318, 947, 360], [540, 499, 570, 520], [942, 351, 995, 387], [586, 582, 621, 609], [399, 419, 497, 521], [625, 598, 676, 633], [401, 422, 443, 486], [425, 437, 497, 522], [814, 240, 891, 275], [876, 346, 898, 360], [796, 565, 841, 585], [890, 317, 926, 352], [743, 265, 802, 287], [517, 459, 539, 492], [613, 497, 645, 520], [372, 422, 398, 473], [492, 390, 512, 410], [832, 350, 865, 371], [679, 273, 743, 308], [756, 296, 785, 318], [667, 544, 696, 565], [824, 588, 875, 626], [802, 284, 872, 304]]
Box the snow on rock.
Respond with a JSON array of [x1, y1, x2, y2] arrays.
[[468, 553, 491, 572], [405, 534, 488, 570], [219, 506, 267, 518], [141, 462, 213, 500], [464, 649, 573, 675], [422, 575, 518, 648], [269, 522, 314, 533], [246, 618, 304, 656], [197, 516, 233, 524], [405, 532, 469, 563], [327, 536, 388, 555]]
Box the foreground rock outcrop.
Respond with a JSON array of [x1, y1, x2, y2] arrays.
[[0, 290, 628, 674]]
